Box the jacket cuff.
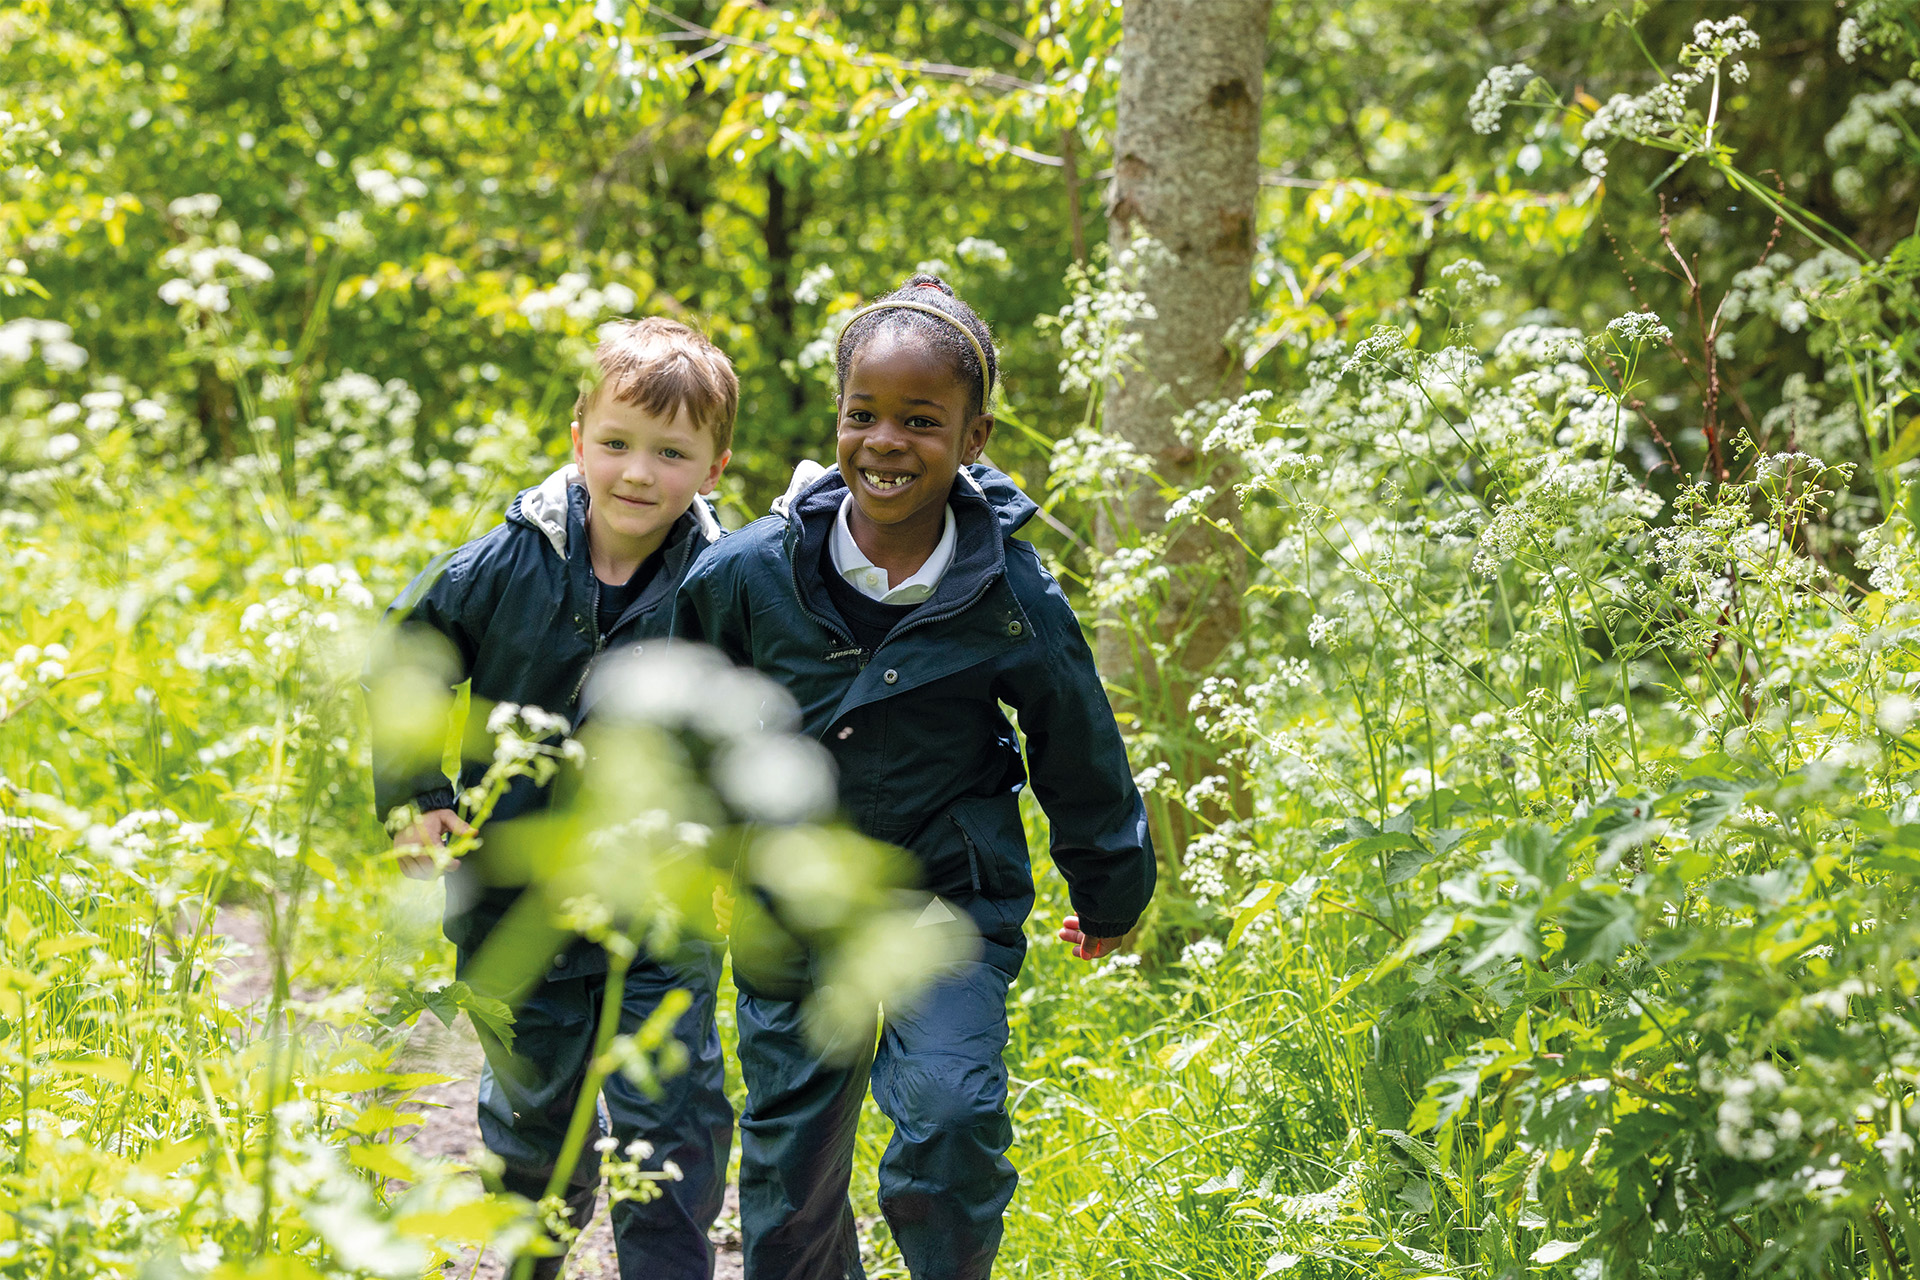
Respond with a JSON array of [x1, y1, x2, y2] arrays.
[[383, 786, 458, 828], [1075, 916, 1135, 941]]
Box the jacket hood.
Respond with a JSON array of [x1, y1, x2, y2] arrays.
[[771, 459, 1037, 538], [508, 464, 724, 556]]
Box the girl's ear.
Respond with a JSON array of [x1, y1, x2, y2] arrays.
[[961, 413, 995, 466]]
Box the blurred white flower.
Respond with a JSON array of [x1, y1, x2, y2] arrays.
[[1468, 64, 1538, 134], [1878, 694, 1914, 737], [1180, 938, 1224, 970]]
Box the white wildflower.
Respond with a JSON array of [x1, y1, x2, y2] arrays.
[[1605, 312, 1673, 346], [1469, 64, 1539, 134], [1180, 938, 1224, 970]]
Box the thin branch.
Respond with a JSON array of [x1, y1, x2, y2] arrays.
[[645, 9, 1046, 95]]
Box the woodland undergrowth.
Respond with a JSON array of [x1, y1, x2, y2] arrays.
[[6, 10, 1920, 1280]]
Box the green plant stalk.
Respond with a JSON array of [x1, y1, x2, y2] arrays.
[[515, 937, 639, 1280]]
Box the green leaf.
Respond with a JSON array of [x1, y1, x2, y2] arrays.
[[1882, 417, 1920, 470], [1683, 777, 1751, 837], [1384, 842, 1440, 886], [1410, 1053, 1493, 1134], [1460, 906, 1541, 971], [1556, 889, 1638, 966], [1227, 880, 1282, 948], [1320, 816, 1380, 850], [1532, 1239, 1584, 1264]]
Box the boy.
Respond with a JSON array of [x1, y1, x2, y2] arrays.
[[370, 317, 737, 1280], [676, 275, 1154, 1280]]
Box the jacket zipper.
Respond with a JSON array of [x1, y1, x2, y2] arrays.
[[788, 548, 862, 657], [567, 573, 605, 707]]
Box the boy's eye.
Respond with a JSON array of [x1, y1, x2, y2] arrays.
[[661, 447, 683, 460], [846, 410, 875, 424], [907, 416, 941, 431], [605, 439, 627, 451]]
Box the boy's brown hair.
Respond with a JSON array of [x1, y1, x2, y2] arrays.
[[574, 317, 739, 456]]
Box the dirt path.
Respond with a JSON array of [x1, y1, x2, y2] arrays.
[[397, 1009, 745, 1279], [214, 909, 744, 1279]]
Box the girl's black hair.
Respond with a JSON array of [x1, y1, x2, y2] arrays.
[[836, 274, 998, 418]]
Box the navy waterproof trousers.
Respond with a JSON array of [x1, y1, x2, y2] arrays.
[[462, 942, 733, 1280], [734, 894, 1028, 1280]]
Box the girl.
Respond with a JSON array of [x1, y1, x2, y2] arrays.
[[677, 275, 1154, 1280]]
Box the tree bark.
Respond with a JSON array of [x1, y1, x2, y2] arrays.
[[762, 167, 808, 417], [1100, 0, 1268, 673], [1100, 0, 1270, 843]]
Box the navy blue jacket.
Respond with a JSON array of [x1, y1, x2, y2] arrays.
[[370, 465, 724, 959], [675, 463, 1154, 942]]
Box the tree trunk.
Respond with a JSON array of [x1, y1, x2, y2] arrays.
[[762, 167, 808, 418], [1100, 0, 1270, 844]]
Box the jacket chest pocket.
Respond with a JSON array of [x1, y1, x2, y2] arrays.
[[947, 793, 1034, 900]]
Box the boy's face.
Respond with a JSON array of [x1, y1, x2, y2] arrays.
[[836, 335, 992, 537], [571, 394, 728, 566]]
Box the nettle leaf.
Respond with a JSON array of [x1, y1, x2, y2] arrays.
[[1556, 889, 1638, 966], [1384, 843, 1440, 885], [1410, 1051, 1497, 1134], [1488, 824, 1563, 888], [1461, 906, 1541, 972], [1321, 815, 1380, 850], [1683, 777, 1752, 837], [379, 980, 516, 1049], [1519, 1076, 1613, 1160]]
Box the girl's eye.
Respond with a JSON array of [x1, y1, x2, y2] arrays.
[[908, 416, 940, 431], [846, 410, 875, 424]]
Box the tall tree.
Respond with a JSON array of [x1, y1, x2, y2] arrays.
[[1099, 0, 1272, 821]]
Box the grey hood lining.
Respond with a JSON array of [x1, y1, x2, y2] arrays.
[[515, 464, 723, 557]]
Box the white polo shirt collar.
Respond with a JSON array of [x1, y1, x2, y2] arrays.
[[829, 494, 956, 604]]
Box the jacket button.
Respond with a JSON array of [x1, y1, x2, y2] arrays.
[[1008, 620, 1023, 636], [883, 668, 898, 684]]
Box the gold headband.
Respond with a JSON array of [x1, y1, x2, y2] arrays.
[[836, 299, 994, 406]]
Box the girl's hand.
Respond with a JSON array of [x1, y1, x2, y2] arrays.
[[393, 808, 473, 879], [1057, 914, 1122, 961]]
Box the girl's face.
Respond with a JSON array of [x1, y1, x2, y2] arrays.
[[836, 333, 992, 537]]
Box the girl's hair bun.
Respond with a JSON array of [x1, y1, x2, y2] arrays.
[[900, 273, 955, 296]]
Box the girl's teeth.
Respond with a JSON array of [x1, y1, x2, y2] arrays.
[[864, 470, 908, 490]]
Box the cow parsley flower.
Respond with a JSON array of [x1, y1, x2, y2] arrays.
[[1605, 312, 1673, 346], [1469, 64, 1539, 134]]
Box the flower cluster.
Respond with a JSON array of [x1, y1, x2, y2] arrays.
[[0, 317, 87, 370], [519, 272, 638, 328], [1468, 64, 1539, 135]]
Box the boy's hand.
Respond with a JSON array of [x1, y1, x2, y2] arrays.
[[1057, 914, 1122, 961], [393, 808, 473, 879]]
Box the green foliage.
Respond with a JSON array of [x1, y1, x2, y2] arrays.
[[9, 1, 1920, 1276]]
